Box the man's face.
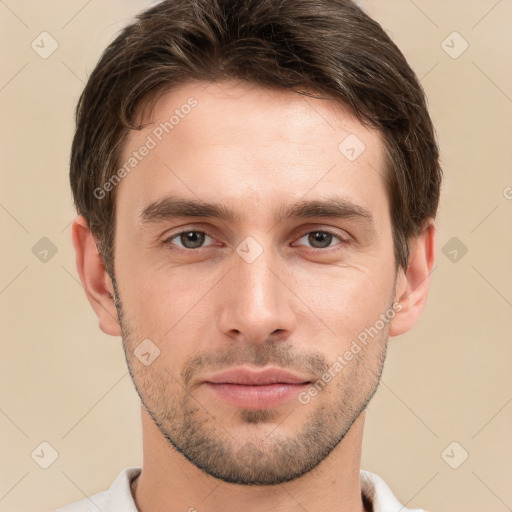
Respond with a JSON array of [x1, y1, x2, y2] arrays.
[[112, 80, 399, 485]]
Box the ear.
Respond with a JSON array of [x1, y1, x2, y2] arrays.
[[71, 215, 122, 336], [389, 219, 436, 337]]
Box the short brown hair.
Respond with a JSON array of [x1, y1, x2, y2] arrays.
[[70, 0, 442, 276]]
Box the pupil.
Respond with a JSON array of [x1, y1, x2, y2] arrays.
[[181, 231, 204, 249], [309, 231, 332, 248]]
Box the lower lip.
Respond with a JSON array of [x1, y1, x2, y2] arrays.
[[204, 382, 310, 409]]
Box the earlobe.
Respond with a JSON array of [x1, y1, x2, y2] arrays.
[[389, 219, 436, 338], [71, 215, 122, 337]]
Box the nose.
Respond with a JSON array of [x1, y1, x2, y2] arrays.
[[216, 247, 297, 344]]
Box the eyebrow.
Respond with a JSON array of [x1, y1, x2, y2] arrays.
[[137, 195, 374, 228]]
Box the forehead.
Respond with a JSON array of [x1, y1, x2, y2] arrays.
[[116, 80, 388, 226]]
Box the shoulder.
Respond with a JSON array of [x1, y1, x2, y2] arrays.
[[360, 469, 429, 512], [52, 467, 141, 512], [52, 490, 109, 512]]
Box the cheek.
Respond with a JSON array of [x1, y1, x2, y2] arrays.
[[289, 261, 395, 341], [116, 263, 220, 361], [119, 259, 394, 332], [115, 212, 396, 360]]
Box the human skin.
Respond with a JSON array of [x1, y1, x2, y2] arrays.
[[72, 80, 435, 512]]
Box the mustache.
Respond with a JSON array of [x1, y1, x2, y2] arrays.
[[180, 341, 330, 388]]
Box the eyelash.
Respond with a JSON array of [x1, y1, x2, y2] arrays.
[[162, 228, 350, 253]]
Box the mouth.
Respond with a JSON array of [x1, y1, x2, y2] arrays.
[[202, 367, 313, 409]]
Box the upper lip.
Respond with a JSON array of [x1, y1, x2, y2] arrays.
[[203, 367, 312, 385]]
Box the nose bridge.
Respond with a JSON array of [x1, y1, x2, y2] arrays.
[[217, 239, 296, 341], [238, 249, 277, 312]]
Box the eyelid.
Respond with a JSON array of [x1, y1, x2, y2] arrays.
[[292, 227, 351, 248], [162, 225, 351, 253], [162, 228, 216, 247]]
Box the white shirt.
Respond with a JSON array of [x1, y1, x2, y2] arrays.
[[53, 467, 427, 512]]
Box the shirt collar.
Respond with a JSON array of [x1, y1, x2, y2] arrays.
[[78, 466, 427, 512]]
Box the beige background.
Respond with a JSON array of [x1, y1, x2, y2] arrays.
[[1, 1, 511, 511]]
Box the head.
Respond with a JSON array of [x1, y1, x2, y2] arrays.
[[71, 0, 441, 486]]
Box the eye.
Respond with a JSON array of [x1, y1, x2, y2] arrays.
[[163, 230, 214, 250], [162, 228, 349, 253], [295, 230, 348, 250]]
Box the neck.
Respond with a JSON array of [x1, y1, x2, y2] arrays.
[[132, 408, 369, 512]]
